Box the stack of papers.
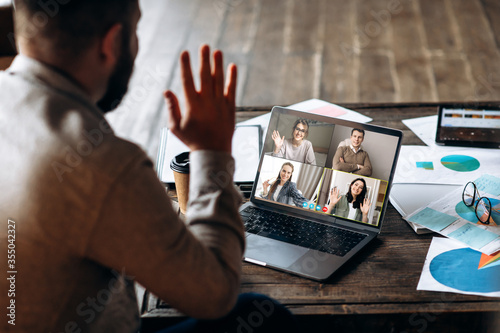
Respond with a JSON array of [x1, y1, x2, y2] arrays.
[[395, 115, 500, 296], [391, 114, 500, 234], [406, 174, 500, 255]]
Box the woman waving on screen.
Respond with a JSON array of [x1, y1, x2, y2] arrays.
[[327, 178, 371, 223], [272, 119, 316, 165], [262, 162, 308, 207]]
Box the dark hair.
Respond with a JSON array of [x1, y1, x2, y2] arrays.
[[291, 119, 309, 139], [351, 128, 365, 137], [269, 162, 294, 198], [346, 178, 367, 209], [14, 0, 137, 57]]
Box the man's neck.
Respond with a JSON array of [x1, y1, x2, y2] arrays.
[[350, 144, 361, 153], [18, 41, 105, 103]]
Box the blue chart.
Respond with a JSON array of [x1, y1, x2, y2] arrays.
[[430, 248, 500, 293], [441, 155, 480, 172], [455, 201, 477, 222], [455, 199, 500, 224]]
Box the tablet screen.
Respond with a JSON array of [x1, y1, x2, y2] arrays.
[[436, 106, 500, 148]]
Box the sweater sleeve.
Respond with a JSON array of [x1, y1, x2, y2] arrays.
[[332, 147, 357, 172], [84, 150, 245, 319], [357, 152, 372, 176], [271, 139, 286, 158], [290, 182, 308, 207]]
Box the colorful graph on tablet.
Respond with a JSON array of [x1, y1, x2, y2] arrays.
[[441, 155, 480, 172]]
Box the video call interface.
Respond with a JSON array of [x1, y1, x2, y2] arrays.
[[254, 111, 400, 227], [438, 108, 500, 144]]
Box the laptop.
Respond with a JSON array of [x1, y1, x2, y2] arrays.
[[240, 106, 403, 281]]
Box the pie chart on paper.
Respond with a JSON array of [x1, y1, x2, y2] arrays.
[[455, 201, 478, 222], [430, 248, 500, 293], [440, 155, 480, 172], [455, 199, 500, 224]]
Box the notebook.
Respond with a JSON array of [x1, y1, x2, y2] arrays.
[[157, 125, 261, 186], [240, 106, 403, 281]]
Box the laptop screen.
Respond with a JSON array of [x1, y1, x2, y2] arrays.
[[252, 107, 402, 228]]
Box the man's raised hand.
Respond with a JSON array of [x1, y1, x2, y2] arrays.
[[164, 44, 237, 153]]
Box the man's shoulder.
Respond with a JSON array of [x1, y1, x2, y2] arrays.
[[336, 145, 349, 153], [57, 114, 150, 177], [0, 72, 149, 177]]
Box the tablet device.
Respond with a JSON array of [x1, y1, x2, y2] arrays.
[[435, 105, 500, 148]]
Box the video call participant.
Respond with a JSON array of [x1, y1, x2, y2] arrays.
[[326, 178, 372, 223], [262, 162, 308, 207], [333, 128, 372, 176], [271, 119, 317, 165]]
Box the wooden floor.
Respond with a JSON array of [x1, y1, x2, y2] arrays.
[[107, 0, 500, 160]]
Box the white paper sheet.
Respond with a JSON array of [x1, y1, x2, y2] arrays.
[[402, 115, 438, 147], [287, 99, 373, 123], [418, 237, 500, 297], [394, 145, 500, 185]]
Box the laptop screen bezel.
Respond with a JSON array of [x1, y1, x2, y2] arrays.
[[249, 106, 403, 232]]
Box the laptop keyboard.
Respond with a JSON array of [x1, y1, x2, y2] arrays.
[[240, 206, 368, 257]]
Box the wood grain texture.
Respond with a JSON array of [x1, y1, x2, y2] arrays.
[[99, 0, 500, 162], [241, 0, 289, 106], [391, 0, 436, 102], [356, 0, 393, 52], [431, 55, 472, 102], [448, 0, 500, 102], [359, 53, 396, 102], [419, 0, 458, 52], [482, 0, 500, 50], [320, 0, 359, 103]]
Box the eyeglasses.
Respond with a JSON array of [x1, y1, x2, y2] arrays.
[[294, 127, 306, 134], [462, 181, 499, 224]]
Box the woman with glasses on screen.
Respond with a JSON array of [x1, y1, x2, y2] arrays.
[[271, 119, 316, 165], [326, 178, 371, 223], [262, 162, 308, 207]]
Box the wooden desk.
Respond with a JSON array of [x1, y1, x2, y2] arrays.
[[139, 102, 500, 333]]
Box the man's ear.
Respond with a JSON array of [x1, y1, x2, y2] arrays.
[[100, 23, 123, 70]]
